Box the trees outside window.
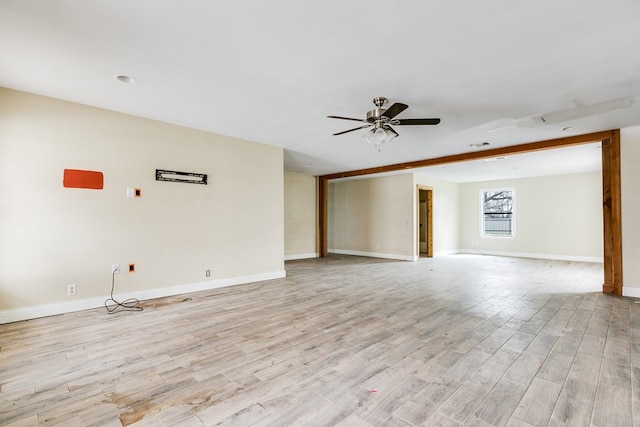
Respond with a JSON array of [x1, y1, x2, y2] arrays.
[[481, 189, 514, 237]]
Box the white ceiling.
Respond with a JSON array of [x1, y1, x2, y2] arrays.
[[1, 1, 639, 181]]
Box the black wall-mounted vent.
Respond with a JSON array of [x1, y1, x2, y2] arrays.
[[155, 169, 208, 185]]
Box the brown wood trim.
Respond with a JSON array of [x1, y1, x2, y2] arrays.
[[613, 130, 623, 296], [601, 130, 623, 295], [602, 139, 614, 293], [416, 185, 434, 258], [426, 189, 433, 258], [321, 130, 616, 181], [318, 176, 328, 257]]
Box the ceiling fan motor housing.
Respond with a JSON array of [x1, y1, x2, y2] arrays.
[[367, 108, 390, 123], [367, 97, 390, 122]]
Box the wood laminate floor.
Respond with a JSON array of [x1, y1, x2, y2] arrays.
[[1, 254, 638, 426]]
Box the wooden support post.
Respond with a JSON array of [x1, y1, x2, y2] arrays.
[[601, 130, 623, 295], [318, 176, 328, 257]]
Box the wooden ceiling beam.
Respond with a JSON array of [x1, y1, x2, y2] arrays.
[[320, 130, 616, 181]]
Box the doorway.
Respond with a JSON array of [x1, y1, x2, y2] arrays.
[[417, 186, 433, 257]]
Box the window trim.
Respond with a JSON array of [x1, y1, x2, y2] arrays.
[[479, 187, 516, 239]]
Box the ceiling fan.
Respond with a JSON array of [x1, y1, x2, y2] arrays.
[[328, 97, 440, 150]]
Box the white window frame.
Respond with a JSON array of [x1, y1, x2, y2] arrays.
[[479, 187, 516, 238]]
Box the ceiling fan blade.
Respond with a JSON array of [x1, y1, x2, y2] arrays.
[[395, 118, 441, 125], [327, 115, 368, 123], [333, 124, 371, 136], [382, 103, 409, 119]]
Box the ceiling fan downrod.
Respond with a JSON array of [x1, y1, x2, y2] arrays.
[[368, 97, 389, 123]]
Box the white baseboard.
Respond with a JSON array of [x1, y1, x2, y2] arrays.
[[457, 249, 604, 264], [623, 286, 640, 299], [328, 249, 416, 261], [0, 270, 286, 324], [284, 252, 318, 261], [434, 249, 460, 256]]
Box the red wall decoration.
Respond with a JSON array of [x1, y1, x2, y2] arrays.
[[63, 169, 104, 190]]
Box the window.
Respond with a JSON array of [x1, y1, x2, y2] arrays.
[[481, 188, 515, 237]]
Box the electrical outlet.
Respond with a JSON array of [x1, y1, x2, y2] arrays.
[[67, 284, 76, 296], [206, 269, 211, 277], [112, 264, 120, 274]]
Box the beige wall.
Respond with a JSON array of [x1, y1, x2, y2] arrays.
[[0, 88, 284, 320], [414, 174, 460, 256], [284, 171, 317, 259], [327, 173, 459, 260], [458, 172, 603, 262], [621, 126, 640, 296], [328, 171, 602, 263], [328, 174, 415, 260]]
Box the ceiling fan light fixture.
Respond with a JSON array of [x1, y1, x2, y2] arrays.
[[362, 126, 396, 151], [374, 127, 387, 142]]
